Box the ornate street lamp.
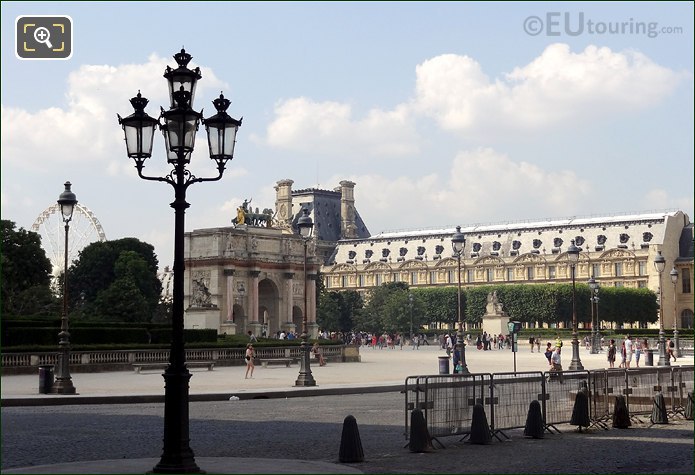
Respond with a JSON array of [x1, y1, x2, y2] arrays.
[[409, 293, 414, 342], [588, 276, 599, 354], [653, 251, 669, 367], [670, 266, 682, 358], [118, 49, 242, 473], [295, 208, 316, 386], [51, 182, 78, 395], [567, 239, 583, 370], [451, 226, 469, 374]]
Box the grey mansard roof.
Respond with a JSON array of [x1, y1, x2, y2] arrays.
[[328, 211, 687, 266]]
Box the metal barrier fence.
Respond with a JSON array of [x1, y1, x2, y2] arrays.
[[404, 366, 694, 445]]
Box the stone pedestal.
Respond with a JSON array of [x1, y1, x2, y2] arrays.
[[282, 322, 297, 335], [247, 321, 262, 337], [481, 291, 509, 336], [220, 321, 237, 335], [185, 306, 220, 330]]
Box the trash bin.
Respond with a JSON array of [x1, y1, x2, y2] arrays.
[[38, 365, 55, 394], [438, 356, 450, 375], [644, 349, 654, 367]]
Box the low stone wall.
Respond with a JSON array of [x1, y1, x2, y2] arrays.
[[1, 344, 360, 375]]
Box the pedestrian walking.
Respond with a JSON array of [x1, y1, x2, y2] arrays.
[[245, 343, 255, 379]]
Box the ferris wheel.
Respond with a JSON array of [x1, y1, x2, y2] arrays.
[[31, 203, 107, 277]]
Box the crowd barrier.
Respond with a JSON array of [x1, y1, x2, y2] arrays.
[[404, 365, 693, 445]]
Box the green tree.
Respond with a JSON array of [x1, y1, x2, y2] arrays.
[[93, 277, 151, 322], [0, 220, 56, 316], [68, 238, 162, 321]]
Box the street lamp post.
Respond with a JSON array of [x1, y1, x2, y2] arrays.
[[670, 266, 682, 358], [51, 181, 78, 395], [295, 208, 316, 386], [409, 293, 414, 342], [451, 226, 469, 374], [567, 239, 583, 370], [118, 49, 242, 473], [588, 276, 599, 354], [653, 251, 669, 367]]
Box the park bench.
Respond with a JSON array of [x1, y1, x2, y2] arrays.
[[132, 361, 215, 373], [259, 358, 294, 368]]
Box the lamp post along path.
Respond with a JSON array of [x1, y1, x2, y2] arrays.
[[51, 181, 78, 395], [295, 208, 316, 386], [588, 276, 599, 354], [567, 239, 583, 371], [451, 226, 469, 374], [653, 251, 669, 367], [670, 266, 681, 358], [118, 49, 242, 474]]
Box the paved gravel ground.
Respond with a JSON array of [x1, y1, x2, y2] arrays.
[[2, 392, 693, 474]]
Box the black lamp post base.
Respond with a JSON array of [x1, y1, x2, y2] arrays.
[[150, 455, 203, 474], [50, 378, 77, 394], [295, 344, 316, 387], [568, 340, 584, 371]]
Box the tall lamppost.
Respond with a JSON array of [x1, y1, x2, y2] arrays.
[[51, 181, 78, 395], [451, 226, 469, 374], [409, 293, 414, 341], [295, 208, 316, 386], [118, 49, 242, 473], [567, 239, 583, 370], [588, 276, 599, 354], [653, 251, 669, 366], [670, 266, 682, 358]]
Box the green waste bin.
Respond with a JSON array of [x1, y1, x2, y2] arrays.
[[644, 349, 654, 366], [438, 356, 450, 375], [38, 365, 54, 394]]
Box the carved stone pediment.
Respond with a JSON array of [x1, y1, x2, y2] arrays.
[[602, 248, 635, 260], [474, 256, 504, 267], [332, 263, 357, 272], [364, 261, 392, 271], [399, 260, 428, 270], [513, 253, 546, 264]]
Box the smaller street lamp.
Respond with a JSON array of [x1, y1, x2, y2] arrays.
[[588, 276, 599, 354], [670, 266, 681, 358], [654, 251, 669, 366], [409, 293, 414, 343], [295, 208, 316, 386], [567, 239, 583, 371], [451, 226, 469, 374], [51, 182, 78, 394]]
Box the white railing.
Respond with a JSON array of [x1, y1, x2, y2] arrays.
[[1, 344, 358, 372]]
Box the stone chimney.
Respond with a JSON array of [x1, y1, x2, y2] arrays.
[[274, 179, 294, 229], [339, 180, 357, 239]]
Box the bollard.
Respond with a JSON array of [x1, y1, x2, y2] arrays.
[[570, 383, 590, 431], [339, 415, 364, 463], [408, 409, 433, 453], [685, 391, 694, 421], [612, 395, 631, 429], [468, 403, 491, 445], [523, 400, 544, 439], [650, 392, 669, 424]]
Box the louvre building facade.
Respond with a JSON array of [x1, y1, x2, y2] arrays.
[[320, 194, 693, 330], [183, 179, 693, 334]]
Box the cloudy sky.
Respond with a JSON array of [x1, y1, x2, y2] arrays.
[[2, 2, 693, 270]]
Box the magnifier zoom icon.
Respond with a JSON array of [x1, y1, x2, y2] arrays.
[[33, 27, 53, 49]]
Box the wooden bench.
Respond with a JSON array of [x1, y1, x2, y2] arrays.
[[260, 358, 294, 368], [132, 361, 215, 373]]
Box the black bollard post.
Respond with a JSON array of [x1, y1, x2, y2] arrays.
[[523, 400, 544, 439], [612, 395, 631, 429], [339, 415, 364, 463], [650, 392, 669, 425], [468, 403, 492, 445], [685, 391, 694, 421], [570, 383, 590, 431], [408, 409, 433, 453]]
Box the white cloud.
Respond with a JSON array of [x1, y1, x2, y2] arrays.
[[263, 97, 419, 157], [342, 147, 592, 233], [260, 43, 682, 155], [414, 43, 682, 132], [1, 53, 226, 172]]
